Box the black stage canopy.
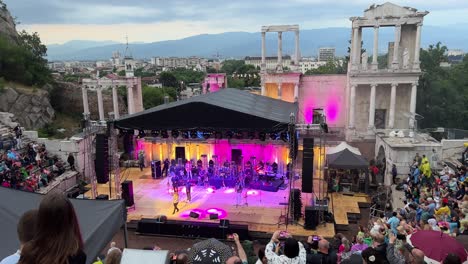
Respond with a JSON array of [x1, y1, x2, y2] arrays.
[[114, 88, 298, 132], [327, 148, 368, 169]]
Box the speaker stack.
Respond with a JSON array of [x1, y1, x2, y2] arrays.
[[304, 206, 319, 230], [290, 188, 303, 221], [95, 134, 109, 184], [121, 180, 134, 207], [151, 160, 162, 179], [301, 138, 314, 193]]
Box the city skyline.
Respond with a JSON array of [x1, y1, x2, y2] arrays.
[[4, 0, 468, 44]]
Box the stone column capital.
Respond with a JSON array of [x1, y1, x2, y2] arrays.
[[370, 83, 378, 88], [395, 24, 402, 28], [416, 22, 423, 27], [350, 83, 357, 88], [411, 81, 418, 86], [391, 82, 398, 87], [373, 25, 380, 29], [261, 31, 266, 36]]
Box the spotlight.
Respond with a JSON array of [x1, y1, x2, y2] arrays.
[[138, 130, 146, 138], [225, 131, 234, 139], [203, 131, 211, 140], [235, 131, 243, 139], [182, 131, 189, 139], [160, 130, 169, 138], [248, 132, 255, 140], [259, 132, 266, 141], [214, 131, 222, 139], [269, 133, 277, 140], [151, 130, 159, 137], [171, 130, 179, 138], [280, 132, 288, 142], [190, 130, 198, 139]]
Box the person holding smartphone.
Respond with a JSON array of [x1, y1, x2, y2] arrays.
[[265, 230, 306, 263]]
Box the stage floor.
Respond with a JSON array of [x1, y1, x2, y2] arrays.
[[85, 167, 366, 238]]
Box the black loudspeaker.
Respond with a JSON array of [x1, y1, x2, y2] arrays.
[[151, 160, 162, 179], [231, 149, 242, 165], [121, 180, 134, 207], [96, 194, 109, 200], [156, 215, 167, 224], [95, 134, 109, 184], [290, 188, 302, 221], [190, 211, 200, 218], [219, 219, 230, 228], [304, 206, 319, 230], [301, 138, 314, 193], [210, 213, 219, 220]]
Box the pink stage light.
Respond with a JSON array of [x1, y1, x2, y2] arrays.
[[246, 190, 259, 196], [224, 188, 235, 194], [206, 187, 215, 194], [205, 208, 228, 219]]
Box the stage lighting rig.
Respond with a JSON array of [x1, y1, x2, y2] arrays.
[[160, 130, 169, 138], [280, 132, 288, 142], [202, 131, 211, 140], [248, 132, 255, 140], [138, 130, 146, 138], [151, 130, 159, 138], [214, 131, 223, 139], [182, 131, 189, 139], [171, 130, 180, 138], [259, 132, 266, 141], [235, 131, 244, 139], [269, 133, 278, 140], [225, 131, 234, 139], [190, 130, 198, 139]]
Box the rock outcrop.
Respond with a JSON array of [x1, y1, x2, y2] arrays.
[[0, 3, 19, 44], [0, 84, 55, 129]]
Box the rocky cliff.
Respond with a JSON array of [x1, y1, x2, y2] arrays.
[[0, 3, 19, 44], [0, 83, 55, 129], [53, 81, 127, 120]]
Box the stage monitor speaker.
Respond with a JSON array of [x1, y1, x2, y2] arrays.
[[151, 160, 162, 179], [95, 134, 109, 184], [156, 215, 167, 224], [175, 147, 186, 161], [210, 213, 219, 220], [121, 180, 134, 207], [219, 219, 230, 228], [190, 211, 200, 218], [301, 138, 314, 193], [96, 194, 109, 200], [304, 206, 319, 230]]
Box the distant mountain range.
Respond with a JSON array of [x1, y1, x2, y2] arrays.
[[46, 25, 468, 61]]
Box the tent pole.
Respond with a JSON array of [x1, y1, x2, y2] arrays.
[[123, 221, 129, 248]]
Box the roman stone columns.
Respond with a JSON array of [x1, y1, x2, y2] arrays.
[[413, 23, 422, 70], [97, 86, 105, 121], [261, 32, 266, 71], [277, 82, 282, 99], [349, 84, 356, 129], [277, 32, 283, 72], [368, 84, 377, 130], [127, 79, 135, 115], [112, 84, 119, 119], [409, 82, 418, 128], [81, 86, 90, 116], [294, 30, 300, 66], [372, 25, 379, 70], [388, 83, 397, 128], [392, 24, 401, 69], [294, 82, 299, 102]]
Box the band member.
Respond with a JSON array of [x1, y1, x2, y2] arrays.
[[172, 175, 179, 192], [197, 159, 203, 169], [272, 162, 278, 174], [209, 159, 214, 168], [172, 189, 179, 215], [185, 160, 192, 179], [235, 180, 243, 207], [185, 181, 192, 202], [224, 160, 230, 168], [162, 159, 169, 177]]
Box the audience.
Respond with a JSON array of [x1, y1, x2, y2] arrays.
[[18, 193, 86, 264], [0, 210, 38, 264], [265, 231, 306, 263]]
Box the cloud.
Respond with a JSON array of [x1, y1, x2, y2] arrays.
[[6, 0, 468, 44]]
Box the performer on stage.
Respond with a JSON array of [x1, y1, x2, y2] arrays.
[[235, 180, 243, 207], [185, 160, 192, 179], [162, 159, 169, 177], [185, 180, 191, 203], [172, 175, 179, 192], [172, 189, 179, 214]]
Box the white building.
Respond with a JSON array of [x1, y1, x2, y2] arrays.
[[318, 47, 336, 61], [245, 55, 292, 71], [299, 60, 327, 73]]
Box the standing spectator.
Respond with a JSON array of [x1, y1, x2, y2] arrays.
[[14, 125, 22, 149], [0, 210, 38, 264], [362, 247, 386, 264], [387, 212, 400, 235], [255, 248, 267, 264], [392, 164, 398, 185], [307, 238, 337, 264], [138, 151, 145, 171], [226, 233, 248, 264], [18, 193, 86, 264], [431, 149, 440, 169], [67, 153, 75, 171], [162, 159, 169, 177], [265, 231, 306, 264], [350, 234, 368, 253]]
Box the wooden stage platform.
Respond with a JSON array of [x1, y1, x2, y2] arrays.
[[86, 168, 369, 238]]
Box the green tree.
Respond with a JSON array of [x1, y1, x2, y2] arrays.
[[221, 60, 245, 75], [171, 68, 205, 84], [159, 71, 178, 88], [417, 42, 468, 129], [117, 70, 126, 76], [142, 85, 177, 109], [134, 67, 155, 78], [227, 76, 245, 89], [304, 60, 344, 75]]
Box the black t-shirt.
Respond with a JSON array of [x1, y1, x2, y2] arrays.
[[307, 251, 337, 264], [69, 250, 86, 264]]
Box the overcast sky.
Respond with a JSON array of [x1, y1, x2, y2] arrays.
[[4, 0, 468, 44]]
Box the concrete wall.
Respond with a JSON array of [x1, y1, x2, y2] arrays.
[[298, 75, 347, 127], [441, 139, 467, 160]]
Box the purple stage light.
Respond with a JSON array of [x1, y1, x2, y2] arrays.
[[223, 188, 235, 194], [247, 190, 259, 196], [206, 187, 215, 193]]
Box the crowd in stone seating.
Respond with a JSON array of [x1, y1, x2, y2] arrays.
[[0, 140, 67, 192]]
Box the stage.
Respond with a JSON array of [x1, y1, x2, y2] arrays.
[[85, 167, 341, 238]]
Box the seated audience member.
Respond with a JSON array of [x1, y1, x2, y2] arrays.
[[18, 193, 86, 264], [255, 248, 267, 264], [265, 231, 306, 263], [0, 210, 38, 264]]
